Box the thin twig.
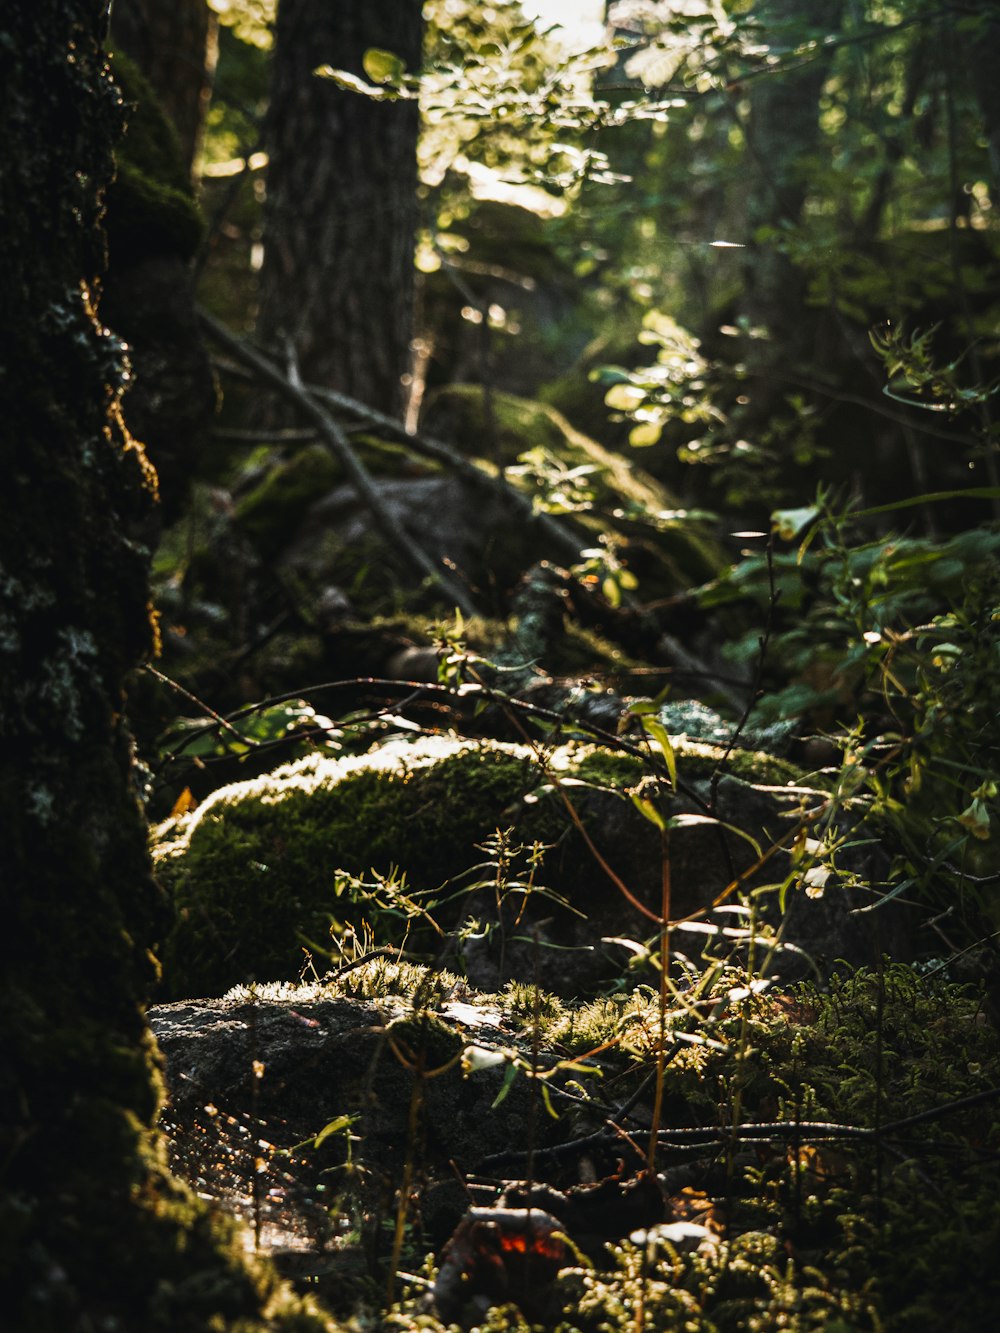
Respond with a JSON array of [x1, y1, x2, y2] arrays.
[[147, 664, 254, 748], [197, 309, 479, 617], [207, 321, 738, 698], [479, 1084, 1000, 1169], [303, 385, 585, 564], [710, 532, 779, 817], [324, 950, 403, 984]]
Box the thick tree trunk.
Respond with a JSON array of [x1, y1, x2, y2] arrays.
[[257, 0, 424, 415], [0, 5, 328, 1328], [110, 0, 217, 179]]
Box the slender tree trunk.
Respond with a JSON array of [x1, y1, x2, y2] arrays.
[[257, 0, 424, 415], [962, 1, 1000, 200], [0, 5, 328, 1328], [741, 0, 846, 351], [110, 0, 218, 179]]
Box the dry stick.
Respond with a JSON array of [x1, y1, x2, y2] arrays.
[[147, 663, 252, 749], [304, 383, 585, 565], [310, 380, 745, 709], [206, 338, 585, 565], [648, 826, 671, 1175], [197, 309, 479, 618], [480, 1084, 1000, 1170], [209, 325, 738, 697], [709, 534, 778, 818]]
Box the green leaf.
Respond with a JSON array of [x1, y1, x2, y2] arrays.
[[849, 878, 916, 915], [640, 715, 678, 789], [314, 1114, 358, 1149], [363, 47, 406, 85], [666, 813, 762, 858], [853, 487, 1000, 518], [491, 1061, 519, 1109], [629, 421, 662, 447], [605, 383, 646, 411], [771, 505, 819, 541], [314, 66, 390, 99], [630, 789, 667, 832], [462, 1043, 508, 1075]]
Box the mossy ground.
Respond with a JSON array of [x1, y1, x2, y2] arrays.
[[161, 963, 1000, 1331]]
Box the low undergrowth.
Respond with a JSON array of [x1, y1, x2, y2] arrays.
[[158, 958, 1000, 1331], [147, 469, 1000, 1331]]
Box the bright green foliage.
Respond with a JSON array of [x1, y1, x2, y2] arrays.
[[428, 382, 726, 590], [586, 2, 1000, 508], [693, 495, 1000, 923]]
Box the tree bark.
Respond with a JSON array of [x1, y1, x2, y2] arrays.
[[110, 0, 217, 179], [257, 0, 424, 415], [963, 1, 1000, 200], [740, 0, 846, 351], [0, 4, 328, 1327]]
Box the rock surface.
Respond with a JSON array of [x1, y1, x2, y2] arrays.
[[150, 973, 555, 1273]]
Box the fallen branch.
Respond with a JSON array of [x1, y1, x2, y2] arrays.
[[202, 308, 587, 569], [201, 311, 733, 700], [198, 309, 478, 617], [303, 383, 587, 566], [478, 1083, 1000, 1169]]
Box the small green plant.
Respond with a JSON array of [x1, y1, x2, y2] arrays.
[[694, 489, 1000, 934]]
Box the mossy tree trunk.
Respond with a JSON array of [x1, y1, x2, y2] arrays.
[[0, 4, 328, 1328], [257, 0, 424, 416], [110, 0, 217, 179]]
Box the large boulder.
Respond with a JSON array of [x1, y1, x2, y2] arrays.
[[151, 731, 888, 1002]]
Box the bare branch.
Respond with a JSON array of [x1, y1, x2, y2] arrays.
[[197, 309, 479, 617]]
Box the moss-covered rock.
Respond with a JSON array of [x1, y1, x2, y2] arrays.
[[153, 964, 1000, 1331], [234, 446, 343, 564], [233, 437, 430, 566], [155, 736, 536, 997], [153, 733, 813, 1000]]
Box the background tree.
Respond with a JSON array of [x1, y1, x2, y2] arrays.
[[584, 0, 999, 517], [0, 4, 329, 1327], [738, 0, 846, 379], [257, 0, 424, 414]]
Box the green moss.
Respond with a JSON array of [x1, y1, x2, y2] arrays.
[[155, 738, 538, 997], [153, 732, 808, 1000], [230, 435, 438, 570], [377, 964, 1000, 1332], [234, 446, 342, 561], [563, 735, 800, 791]]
